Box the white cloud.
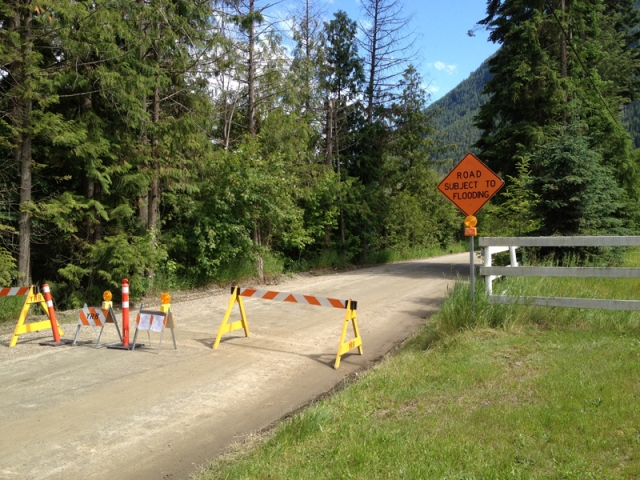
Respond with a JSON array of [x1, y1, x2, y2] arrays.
[[426, 84, 440, 94], [433, 61, 457, 75]]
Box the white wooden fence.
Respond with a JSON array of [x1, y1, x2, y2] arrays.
[[479, 236, 640, 311]]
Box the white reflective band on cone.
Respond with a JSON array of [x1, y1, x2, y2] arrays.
[[43, 286, 50, 293], [122, 301, 129, 308], [122, 286, 129, 294], [46, 300, 53, 307]]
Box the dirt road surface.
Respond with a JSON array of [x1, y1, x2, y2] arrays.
[[0, 253, 468, 479]]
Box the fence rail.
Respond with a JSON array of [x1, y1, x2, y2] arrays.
[[479, 266, 640, 279], [479, 236, 640, 247], [481, 236, 640, 311]]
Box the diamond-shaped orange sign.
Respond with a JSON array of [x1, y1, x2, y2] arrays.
[[437, 153, 504, 216]]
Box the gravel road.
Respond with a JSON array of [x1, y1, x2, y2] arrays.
[[0, 253, 468, 479]]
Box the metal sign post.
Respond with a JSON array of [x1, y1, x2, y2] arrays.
[[464, 215, 478, 307], [470, 235, 475, 305]]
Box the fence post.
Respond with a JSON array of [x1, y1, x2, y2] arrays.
[[510, 246, 518, 267], [484, 246, 493, 295]]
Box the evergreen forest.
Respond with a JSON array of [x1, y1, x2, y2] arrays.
[[428, 61, 491, 167], [2, 0, 640, 307]]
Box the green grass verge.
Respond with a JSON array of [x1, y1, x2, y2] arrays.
[[200, 328, 640, 479], [0, 296, 25, 325], [195, 248, 640, 480]]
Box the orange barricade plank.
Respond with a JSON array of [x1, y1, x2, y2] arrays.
[[304, 295, 322, 306], [72, 304, 121, 348]]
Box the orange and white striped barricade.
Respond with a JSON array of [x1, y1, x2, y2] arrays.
[[214, 286, 362, 369], [72, 303, 122, 348], [131, 303, 176, 353], [5, 285, 66, 347]]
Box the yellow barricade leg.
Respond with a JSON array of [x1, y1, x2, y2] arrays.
[[213, 287, 250, 349], [334, 300, 363, 369], [9, 288, 63, 347]]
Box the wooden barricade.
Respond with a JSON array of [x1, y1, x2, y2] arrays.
[[214, 286, 362, 369]]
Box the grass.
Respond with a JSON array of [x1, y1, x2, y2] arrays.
[[0, 295, 25, 324], [195, 248, 640, 480]]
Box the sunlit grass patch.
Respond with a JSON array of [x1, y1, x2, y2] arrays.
[[198, 328, 640, 479]]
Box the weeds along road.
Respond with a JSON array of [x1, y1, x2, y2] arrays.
[[0, 253, 468, 480]]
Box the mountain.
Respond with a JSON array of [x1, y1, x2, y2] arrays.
[[427, 61, 492, 166], [428, 58, 640, 164]]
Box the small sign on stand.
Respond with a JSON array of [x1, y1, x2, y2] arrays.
[[132, 293, 176, 353]]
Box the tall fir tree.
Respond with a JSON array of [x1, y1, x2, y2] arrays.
[[475, 0, 640, 233]]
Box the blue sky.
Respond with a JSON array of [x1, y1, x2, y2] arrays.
[[323, 0, 499, 102]]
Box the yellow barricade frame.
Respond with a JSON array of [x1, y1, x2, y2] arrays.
[[213, 286, 250, 349], [9, 287, 64, 347], [213, 287, 362, 369], [334, 299, 363, 369]]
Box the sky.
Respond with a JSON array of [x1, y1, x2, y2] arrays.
[[322, 0, 500, 102]]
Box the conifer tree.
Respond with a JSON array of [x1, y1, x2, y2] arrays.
[[475, 0, 640, 225], [531, 124, 628, 236]]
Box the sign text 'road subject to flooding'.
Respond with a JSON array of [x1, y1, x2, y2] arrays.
[[437, 153, 504, 216]]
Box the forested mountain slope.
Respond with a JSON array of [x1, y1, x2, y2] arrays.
[[430, 59, 640, 162], [427, 61, 491, 165]]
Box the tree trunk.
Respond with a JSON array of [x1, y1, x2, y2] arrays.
[[82, 93, 97, 243], [325, 99, 333, 166], [323, 101, 334, 251], [366, 0, 379, 125], [85, 177, 95, 241], [335, 102, 345, 261], [138, 0, 149, 228], [18, 116, 32, 286], [248, 0, 256, 136], [304, 0, 311, 114], [17, 4, 33, 286], [560, 0, 568, 124], [147, 85, 160, 278], [253, 219, 264, 282], [139, 195, 149, 228], [148, 85, 160, 238], [94, 183, 102, 242]]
